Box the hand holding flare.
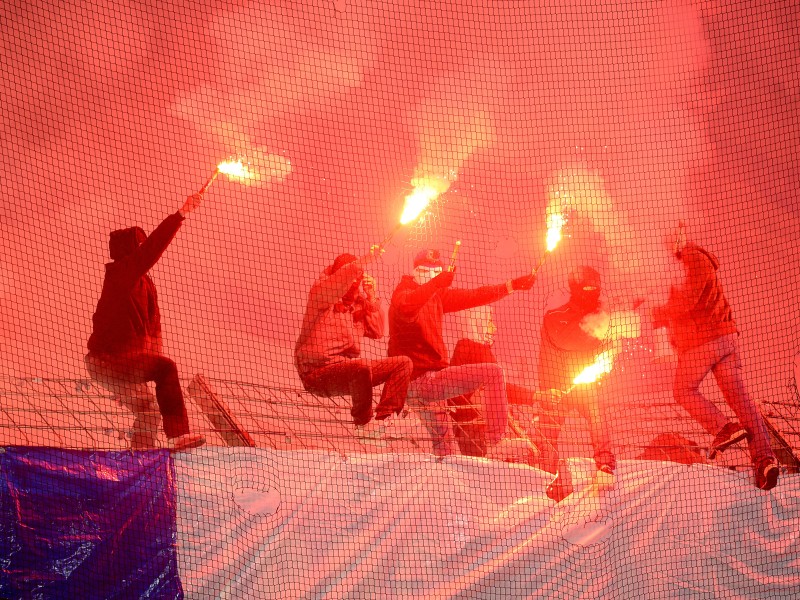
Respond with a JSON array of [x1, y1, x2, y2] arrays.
[[448, 240, 461, 272]]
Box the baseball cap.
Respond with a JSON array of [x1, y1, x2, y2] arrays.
[[413, 249, 445, 269]]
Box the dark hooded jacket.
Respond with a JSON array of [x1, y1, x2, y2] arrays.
[[538, 297, 607, 391], [87, 212, 184, 355], [652, 243, 737, 352]]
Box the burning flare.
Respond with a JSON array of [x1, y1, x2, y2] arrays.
[[573, 350, 615, 385], [217, 159, 254, 181], [545, 210, 566, 253], [198, 158, 256, 195], [400, 175, 449, 225]]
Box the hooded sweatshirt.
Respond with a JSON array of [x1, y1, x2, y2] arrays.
[[388, 276, 509, 379], [294, 261, 384, 377], [87, 212, 184, 355], [538, 298, 607, 391], [653, 243, 738, 352]]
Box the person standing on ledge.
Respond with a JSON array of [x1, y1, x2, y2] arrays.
[[653, 222, 778, 490]]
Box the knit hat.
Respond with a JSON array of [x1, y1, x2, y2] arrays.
[[325, 253, 358, 275], [413, 249, 445, 269]]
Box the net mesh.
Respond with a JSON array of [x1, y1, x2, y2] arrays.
[[1, 0, 799, 597]]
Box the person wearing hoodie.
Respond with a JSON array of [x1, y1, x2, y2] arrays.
[[294, 248, 413, 444], [537, 266, 617, 502], [388, 248, 536, 459], [85, 194, 205, 452], [652, 222, 778, 490]]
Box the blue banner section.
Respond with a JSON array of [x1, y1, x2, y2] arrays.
[[0, 448, 181, 600]]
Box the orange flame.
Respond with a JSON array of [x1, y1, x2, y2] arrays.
[[217, 159, 254, 181], [572, 350, 615, 385], [400, 176, 449, 225], [545, 211, 565, 252]]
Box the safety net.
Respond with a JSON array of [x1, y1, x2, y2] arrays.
[[1, 1, 799, 598]]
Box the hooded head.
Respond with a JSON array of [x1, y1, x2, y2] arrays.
[[326, 253, 362, 305], [325, 253, 358, 276], [569, 266, 602, 311], [109, 227, 147, 260]]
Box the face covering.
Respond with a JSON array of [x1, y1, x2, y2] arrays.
[[413, 266, 442, 286], [571, 285, 602, 311]]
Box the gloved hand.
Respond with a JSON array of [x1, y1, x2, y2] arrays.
[[432, 270, 455, 288], [511, 274, 536, 291]]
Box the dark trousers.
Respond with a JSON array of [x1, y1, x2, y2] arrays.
[[537, 388, 616, 474], [86, 352, 190, 440], [301, 356, 413, 425]]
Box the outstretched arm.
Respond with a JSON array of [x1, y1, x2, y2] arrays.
[[125, 194, 202, 280]]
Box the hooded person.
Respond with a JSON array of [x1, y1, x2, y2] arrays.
[[652, 222, 778, 490], [537, 266, 617, 502], [85, 194, 206, 451], [387, 248, 537, 459], [294, 248, 413, 444]]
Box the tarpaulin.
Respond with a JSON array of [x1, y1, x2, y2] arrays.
[[0, 448, 181, 600], [176, 449, 800, 600]]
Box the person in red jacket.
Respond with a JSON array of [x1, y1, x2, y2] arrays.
[[295, 249, 413, 444], [537, 266, 617, 502], [652, 223, 778, 490], [85, 194, 205, 451], [388, 248, 536, 458]]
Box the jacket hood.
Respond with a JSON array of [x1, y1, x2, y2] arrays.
[[109, 227, 147, 260], [685, 243, 720, 270]]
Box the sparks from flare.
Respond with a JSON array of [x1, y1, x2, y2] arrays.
[[545, 211, 566, 252], [380, 175, 450, 248], [572, 350, 615, 386], [198, 158, 255, 195], [532, 203, 567, 274]]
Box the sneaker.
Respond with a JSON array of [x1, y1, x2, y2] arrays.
[[755, 457, 779, 491], [594, 466, 616, 492], [485, 438, 531, 462], [709, 422, 750, 459], [546, 468, 574, 503], [354, 419, 387, 446], [167, 433, 206, 452]]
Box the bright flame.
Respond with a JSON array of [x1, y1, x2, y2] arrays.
[[545, 211, 565, 252], [573, 350, 615, 385], [400, 186, 437, 224], [217, 159, 254, 181], [399, 175, 450, 225]]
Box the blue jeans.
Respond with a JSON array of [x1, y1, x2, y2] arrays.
[[409, 363, 508, 456], [673, 334, 774, 463]]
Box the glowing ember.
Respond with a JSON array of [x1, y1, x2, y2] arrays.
[[400, 186, 437, 224], [573, 350, 615, 385], [545, 211, 565, 252], [217, 159, 253, 180], [400, 176, 449, 225]]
